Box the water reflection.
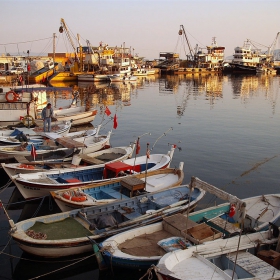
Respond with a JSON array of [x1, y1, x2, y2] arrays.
[[47, 74, 280, 116]]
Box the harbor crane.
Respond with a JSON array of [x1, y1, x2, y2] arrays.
[[178, 25, 195, 61], [59, 18, 81, 71]]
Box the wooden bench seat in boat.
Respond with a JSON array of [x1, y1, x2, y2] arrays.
[[14, 155, 29, 163], [55, 137, 86, 148], [227, 251, 280, 279], [78, 154, 105, 165], [117, 208, 142, 220], [163, 214, 222, 244], [27, 177, 59, 184]]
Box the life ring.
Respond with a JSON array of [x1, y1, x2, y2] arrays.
[[22, 115, 35, 126], [5, 91, 20, 102], [62, 191, 87, 202]]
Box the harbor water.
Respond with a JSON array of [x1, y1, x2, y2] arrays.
[[0, 73, 280, 279]]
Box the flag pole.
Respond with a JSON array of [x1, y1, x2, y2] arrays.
[[133, 132, 151, 171], [144, 143, 150, 190], [133, 137, 140, 169]]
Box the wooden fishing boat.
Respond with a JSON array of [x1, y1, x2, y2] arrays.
[[0, 142, 70, 157], [1, 145, 134, 177], [155, 230, 280, 280], [0, 85, 47, 126], [99, 177, 280, 270], [35, 107, 98, 127], [0, 121, 72, 146], [50, 166, 184, 211], [55, 126, 112, 154], [8, 184, 205, 258], [108, 74, 137, 82], [9, 149, 175, 199], [77, 73, 110, 82], [0, 85, 95, 127]]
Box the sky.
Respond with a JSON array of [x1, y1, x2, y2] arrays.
[[1, 0, 280, 60]]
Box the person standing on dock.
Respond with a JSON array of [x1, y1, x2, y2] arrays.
[[41, 103, 53, 132]]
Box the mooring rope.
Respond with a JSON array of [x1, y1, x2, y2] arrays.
[[27, 253, 96, 280], [139, 265, 156, 280], [0, 179, 13, 194]]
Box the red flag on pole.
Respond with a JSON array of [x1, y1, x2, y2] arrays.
[[136, 138, 140, 155], [105, 106, 111, 116], [31, 144, 37, 161], [146, 149, 150, 159], [113, 114, 118, 129]]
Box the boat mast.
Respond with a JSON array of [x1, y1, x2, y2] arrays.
[[53, 33, 56, 65]]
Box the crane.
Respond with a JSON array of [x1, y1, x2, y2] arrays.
[[59, 18, 77, 53], [59, 18, 79, 64], [178, 25, 195, 60]]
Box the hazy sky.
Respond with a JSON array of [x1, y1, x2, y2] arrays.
[[1, 0, 280, 60]]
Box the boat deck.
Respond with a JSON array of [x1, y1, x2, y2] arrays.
[[207, 216, 241, 235], [27, 217, 92, 240], [119, 230, 174, 257], [228, 251, 280, 279]]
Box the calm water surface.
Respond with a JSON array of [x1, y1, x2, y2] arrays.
[[0, 73, 280, 279]]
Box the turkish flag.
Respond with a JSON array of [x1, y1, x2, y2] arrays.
[[105, 106, 111, 116], [136, 139, 140, 154], [113, 114, 118, 129], [31, 144, 37, 160], [146, 149, 150, 159]]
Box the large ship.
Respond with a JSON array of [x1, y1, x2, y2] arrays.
[[226, 40, 271, 74]]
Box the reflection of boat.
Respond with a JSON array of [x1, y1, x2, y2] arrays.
[[9, 184, 204, 258], [100, 177, 280, 270], [256, 65, 277, 75], [156, 230, 280, 280]]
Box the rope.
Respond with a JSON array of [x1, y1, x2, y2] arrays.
[[27, 253, 95, 280], [0, 179, 12, 194], [0, 196, 49, 207], [0, 37, 53, 46], [0, 250, 92, 263], [32, 196, 45, 218], [139, 265, 156, 280]]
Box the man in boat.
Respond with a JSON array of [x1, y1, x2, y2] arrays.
[[41, 103, 54, 132]]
